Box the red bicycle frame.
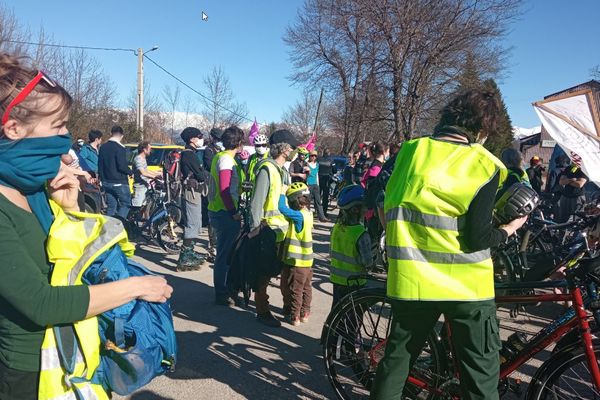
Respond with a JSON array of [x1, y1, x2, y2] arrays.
[[403, 282, 600, 395]]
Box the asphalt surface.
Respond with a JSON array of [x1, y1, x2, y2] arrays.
[[115, 214, 567, 400]]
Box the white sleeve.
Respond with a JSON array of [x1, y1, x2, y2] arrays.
[[217, 155, 235, 171]]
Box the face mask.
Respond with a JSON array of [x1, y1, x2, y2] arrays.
[[0, 133, 72, 194], [256, 146, 267, 156], [215, 141, 224, 151], [197, 138, 204, 148], [0, 133, 73, 233]]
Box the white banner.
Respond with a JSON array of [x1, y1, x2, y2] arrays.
[[534, 92, 600, 184]]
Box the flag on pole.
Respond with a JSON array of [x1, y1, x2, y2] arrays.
[[302, 132, 317, 151], [533, 89, 600, 184], [248, 120, 259, 145]]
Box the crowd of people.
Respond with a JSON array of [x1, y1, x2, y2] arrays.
[[1, 50, 599, 400]]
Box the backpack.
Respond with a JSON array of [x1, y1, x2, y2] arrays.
[[81, 246, 177, 395]]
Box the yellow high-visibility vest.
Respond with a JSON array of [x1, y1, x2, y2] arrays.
[[257, 160, 289, 243], [329, 223, 367, 286], [208, 151, 239, 212], [39, 201, 135, 400], [283, 209, 314, 267], [384, 137, 507, 301]]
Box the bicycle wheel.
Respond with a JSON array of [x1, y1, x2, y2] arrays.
[[527, 345, 600, 399], [156, 213, 183, 254], [322, 288, 445, 399]]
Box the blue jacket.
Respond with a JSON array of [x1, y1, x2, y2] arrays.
[[79, 143, 99, 172]]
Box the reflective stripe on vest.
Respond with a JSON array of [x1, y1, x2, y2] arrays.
[[329, 224, 366, 286], [384, 137, 506, 301], [259, 160, 289, 242], [39, 202, 132, 400], [283, 209, 314, 267], [208, 151, 239, 212]]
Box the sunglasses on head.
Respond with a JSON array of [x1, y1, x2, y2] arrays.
[[2, 71, 57, 126]]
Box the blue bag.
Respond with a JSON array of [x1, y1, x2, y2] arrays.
[[82, 246, 177, 395]]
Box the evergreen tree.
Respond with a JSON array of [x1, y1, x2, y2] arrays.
[[482, 79, 514, 157]]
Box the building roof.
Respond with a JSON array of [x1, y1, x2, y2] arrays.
[[543, 79, 600, 100]]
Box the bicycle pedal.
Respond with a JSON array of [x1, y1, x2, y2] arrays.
[[509, 377, 523, 396]]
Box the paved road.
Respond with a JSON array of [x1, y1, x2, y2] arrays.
[[116, 217, 566, 400]]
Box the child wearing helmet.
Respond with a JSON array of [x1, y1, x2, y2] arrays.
[[329, 184, 373, 308], [280, 182, 314, 326]]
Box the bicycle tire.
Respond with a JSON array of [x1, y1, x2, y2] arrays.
[[322, 288, 445, 399], [156, 212, 183, 254], [526, 345, 600, 399]]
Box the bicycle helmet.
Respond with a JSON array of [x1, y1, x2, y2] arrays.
[[253, 134, 268, 146], [337, 184, 365, 210], [297, 146, 309, 155], [286, 182, 310, 203], [494, 183, 540, 224]]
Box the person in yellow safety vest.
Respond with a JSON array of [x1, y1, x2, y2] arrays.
[[208, 126, 245, 307], [496, 147, 531, 200], [248, 129, 300, 327], [329, 184, 373, 309], [0, 52, 172, 400], [247, 133, 270, 184], [280, 182, 314, 326], [371, 89, 528, 400]]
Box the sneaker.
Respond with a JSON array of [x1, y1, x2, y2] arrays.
[[177, 246, 203, 271], [285, 314, 300, 326], [319, 217, 331, 223], [300, 312, 310, 323], [232, 295, 246, 308], [257, 312, 281, 328], [215, 296, 235, 307]]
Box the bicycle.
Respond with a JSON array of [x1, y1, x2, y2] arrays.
[[127, 179, 183, 254], [321, 253, 600, 399]]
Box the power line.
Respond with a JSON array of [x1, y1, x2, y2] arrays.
[[2, 40, 136, 54], [4, 39, 258, 125], [143, 54, 253, 124]]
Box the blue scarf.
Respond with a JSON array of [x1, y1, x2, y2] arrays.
[[0, 134, 72, 233]]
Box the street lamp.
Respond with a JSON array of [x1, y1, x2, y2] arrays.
[[136, 46, 159, 140]]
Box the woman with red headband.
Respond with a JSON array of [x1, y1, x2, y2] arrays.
[[0, 53, 172, 399]]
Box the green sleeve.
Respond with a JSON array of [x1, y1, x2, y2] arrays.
[[0, 212, 90, 327]]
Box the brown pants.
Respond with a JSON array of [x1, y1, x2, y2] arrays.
[[280, 265, 313, 319], [255, 275, 272, 315]]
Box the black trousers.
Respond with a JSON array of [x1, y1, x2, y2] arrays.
[[371, 299, 500, 400], [319, 175, 331, 215]]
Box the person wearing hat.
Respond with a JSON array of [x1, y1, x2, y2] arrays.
[[307, 149, 328, 222], [289, 146, 309, 184], [526, 155, 544, 194], [202, 127, 224, 261], [178, 127, 208, 271], [329, 184, 373, 308], [248, 129, 300, 327], [280, 182, 314, 326]]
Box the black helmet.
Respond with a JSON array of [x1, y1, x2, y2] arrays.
[[494, 183, 540, 224]]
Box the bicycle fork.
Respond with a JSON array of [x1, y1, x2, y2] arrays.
[[573, 286, 600, 391]]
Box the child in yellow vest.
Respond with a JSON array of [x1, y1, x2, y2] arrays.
[[281, 182, 314, 326], [329, 184, 373, 308]]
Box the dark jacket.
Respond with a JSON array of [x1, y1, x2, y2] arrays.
[[98, 140, 132, 184]]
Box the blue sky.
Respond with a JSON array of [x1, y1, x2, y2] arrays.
[[7, 0, 600, 129]]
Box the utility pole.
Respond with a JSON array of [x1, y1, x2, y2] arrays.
[[136, 46, 158, 141], [136, 48, 144, 139], [313, 87, 324, 134]]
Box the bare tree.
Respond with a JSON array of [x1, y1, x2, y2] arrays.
[[285, 0, 521, 145], [592, 65, 600, 80], [162, 84, 181, 135], [281, 88, 328, 138], [202, 66, 249, 128]]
